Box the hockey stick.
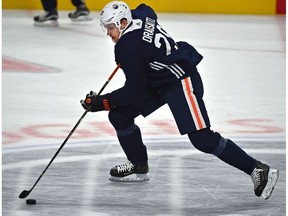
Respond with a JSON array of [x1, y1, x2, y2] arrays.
[[19, 64, 121, 199]]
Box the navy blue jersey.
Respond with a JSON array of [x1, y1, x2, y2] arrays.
[[109, 4, 203, 113]]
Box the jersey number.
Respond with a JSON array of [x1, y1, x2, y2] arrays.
[[154, 25, 177, 56]]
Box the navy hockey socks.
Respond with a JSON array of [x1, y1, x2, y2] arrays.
[[116, 124, 148, 165], [188, 128, 257, 175], [217, 139, 257, 175]]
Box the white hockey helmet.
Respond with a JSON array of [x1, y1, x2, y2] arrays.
[[100, 1, 132, 31]]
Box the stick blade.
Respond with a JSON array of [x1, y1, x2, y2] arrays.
[[19, 190, 30, 199]]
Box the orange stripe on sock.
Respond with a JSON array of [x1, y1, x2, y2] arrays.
[[184, 78, 204, 129]]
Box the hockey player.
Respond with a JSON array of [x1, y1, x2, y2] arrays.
[[34, 0, 92, 26], [81, 1, 279, 199]]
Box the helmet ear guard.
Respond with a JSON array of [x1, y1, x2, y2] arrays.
[[100, 1, 132, 33]]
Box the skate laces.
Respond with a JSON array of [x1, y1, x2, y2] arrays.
[[251, 168, 262, 189], [117, 161, 134, 173]]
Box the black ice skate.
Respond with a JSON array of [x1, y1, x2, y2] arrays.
[[250, 161, 279, 199], [33, 9, 59, 27], [68, 4, 93, 22], [109, 161, 149, 182]]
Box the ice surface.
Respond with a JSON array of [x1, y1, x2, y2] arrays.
[[2, 10, 285, 216]]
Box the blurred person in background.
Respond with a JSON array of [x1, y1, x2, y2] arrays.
[[34, 0, 92, 26]]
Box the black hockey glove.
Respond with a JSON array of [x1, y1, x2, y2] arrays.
[[80, 91, 116, 112]]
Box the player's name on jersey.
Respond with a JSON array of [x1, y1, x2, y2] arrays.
[[142, 17, 155, 43]]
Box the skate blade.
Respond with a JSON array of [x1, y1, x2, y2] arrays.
[[109, 173, 149, 182], [261, 169, 279, 200], [34, 20, 59, 27], [70, 16, 93, 22]]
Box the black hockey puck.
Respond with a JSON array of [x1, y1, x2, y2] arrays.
[[26, 199, 36, 205]]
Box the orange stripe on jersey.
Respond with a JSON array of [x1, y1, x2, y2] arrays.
[[183, 78, 205, 130]]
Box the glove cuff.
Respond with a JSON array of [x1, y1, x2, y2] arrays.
[[103, 99, 111, 110]]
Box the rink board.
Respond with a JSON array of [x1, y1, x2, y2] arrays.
[[2, 0, 284, 14]]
